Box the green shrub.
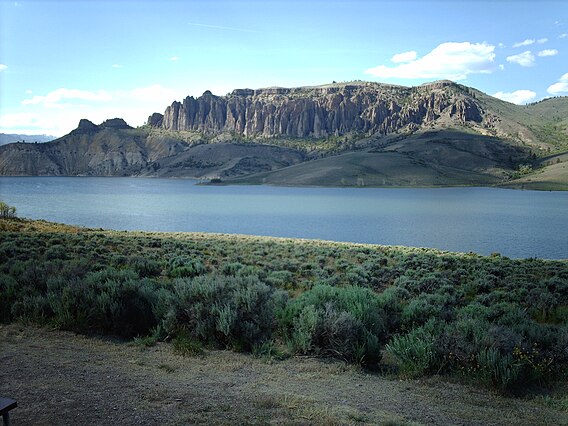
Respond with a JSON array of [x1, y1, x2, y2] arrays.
[[290, 304, 319, 353], [0, 273, 19, 322], [221, 262, 245, 276], [281, 284, 385, 365], [129, 255, 162, 277], [386, 326, 438, 378], [167, 256, 207, 278], [164, 274, 287, 351], [47, 268, 163, 337], [11, 294, 51, 324], [475, 347, 520, 391], [376, 286, 409, 334], [266, 270, 294, 288], [44, 244, 67, 260], [401, 293, 449, 329], [133, 324, 166, 347]]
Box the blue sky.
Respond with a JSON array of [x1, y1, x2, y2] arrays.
[[1, 0, 567, 136]]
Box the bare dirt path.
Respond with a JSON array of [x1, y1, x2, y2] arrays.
[[1, 324, 566, 425]]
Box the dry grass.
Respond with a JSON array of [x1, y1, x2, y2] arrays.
[[2, 324, 568, 425]]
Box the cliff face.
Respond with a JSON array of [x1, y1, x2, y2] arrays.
[[155, 81, 483, 138], [0, 118, 305, 177]]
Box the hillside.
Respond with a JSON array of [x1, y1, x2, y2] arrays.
[[228, 129, 526, 187], [0, 118, 304, 178], [1, 80, 567, 188]]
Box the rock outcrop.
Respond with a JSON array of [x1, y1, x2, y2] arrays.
[[152, 81, 484, 138]]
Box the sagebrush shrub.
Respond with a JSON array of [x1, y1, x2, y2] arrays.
[[167, 256, 207, 278], [281, 284, 385, 364], [47, 268, 163, 337], [386, 326, 438, 378], [165, 274, 287, 351]]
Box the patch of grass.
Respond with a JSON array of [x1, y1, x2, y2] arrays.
[[172, 332, 205, 357], [535, 395, 568, 412], [157, 363, 176, 373], [133, 335, 159, 348], [252, 340, 290, 362]]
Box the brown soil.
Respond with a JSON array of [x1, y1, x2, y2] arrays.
[[1, 324, 566, 425]]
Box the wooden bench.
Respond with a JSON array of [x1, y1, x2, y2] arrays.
[[0, 398, 17, 426]]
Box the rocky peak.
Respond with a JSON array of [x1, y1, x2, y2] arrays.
[[72, 119, 99, 134], [101, 118, 132, 129], [147, 113, 164, 127]]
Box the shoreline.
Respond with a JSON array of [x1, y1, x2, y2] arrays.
[[1, 174, 567, 191], [2, 217, 568, 261]]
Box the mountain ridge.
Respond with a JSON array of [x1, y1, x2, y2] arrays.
[[0, 133, 56, 146], [1, 80, 567, 189]]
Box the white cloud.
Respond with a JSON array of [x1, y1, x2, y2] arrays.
[[0, 113, 43, 129], [538, 49, 558, 57], [537, 38, 548, 44], [498, 42, 505, 48], [168, 56, 180, 61], [560, 33, 568, 39], [111, 64, 123, 68], [513, 39, 534, 47], [364, 42, 496, 81], [25, 89, 33, 94], [499, 64, 505, 71], [0, 64, 7, 72], [391, 51, 417, 63], [506, 51, 535, 67], [22, 88, 113, 107], [547, 73, 568, 95], [5, 84, 190, 136], [492, 90, 537, 105]]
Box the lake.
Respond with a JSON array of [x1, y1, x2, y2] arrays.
[[1, 177, 567, 259]]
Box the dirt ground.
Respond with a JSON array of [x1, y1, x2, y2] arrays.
[[1, 324, 567, 425]]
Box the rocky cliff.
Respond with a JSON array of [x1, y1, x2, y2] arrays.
[[152, 81, 483, 138], [0, 118, 305, 177], [2, 81, 567, 188]]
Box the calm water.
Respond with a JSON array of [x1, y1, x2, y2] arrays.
[[1, 177, 567, 259]]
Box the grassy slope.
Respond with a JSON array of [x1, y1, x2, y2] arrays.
[[227, 129, 526, 187]]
